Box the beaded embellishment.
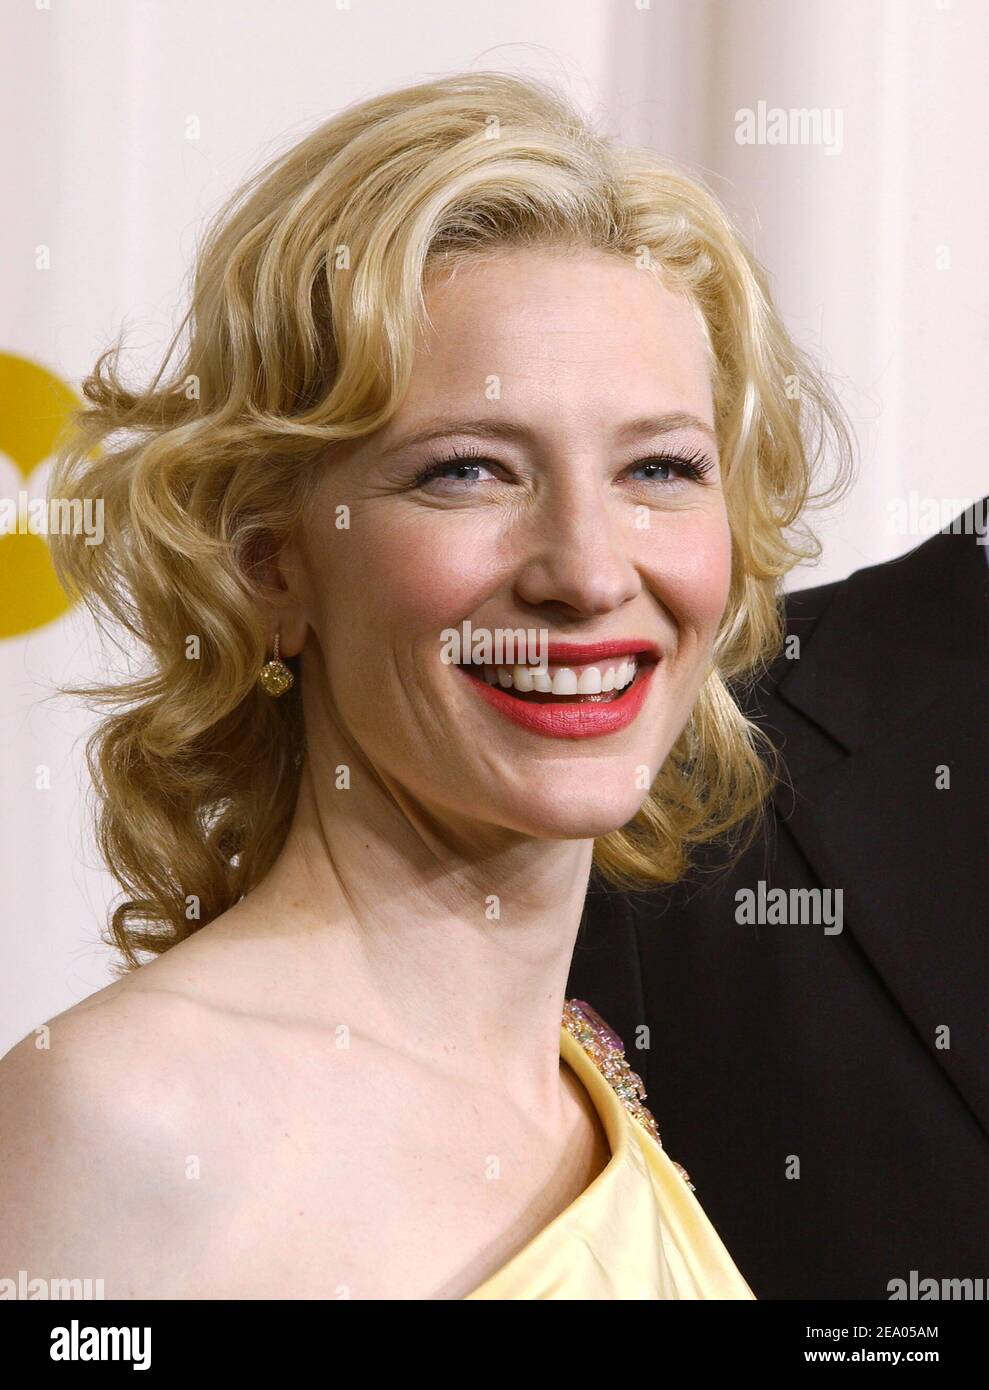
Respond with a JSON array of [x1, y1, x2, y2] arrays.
[[563, 998, 696, 1191]]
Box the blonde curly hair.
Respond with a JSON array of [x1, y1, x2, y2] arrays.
[[47, 70, 854, 971]]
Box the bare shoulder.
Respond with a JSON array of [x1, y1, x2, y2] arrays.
[[0, 978, 214, 1116], [0, 981, 222, 1297], [0, 914, 426, 1297]]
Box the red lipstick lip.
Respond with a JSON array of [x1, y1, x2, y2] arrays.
[[456, 659, 659, 740], [541, 639, 660, 665]]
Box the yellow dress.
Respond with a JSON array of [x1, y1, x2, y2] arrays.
[[464, 1000, 756, 1300]]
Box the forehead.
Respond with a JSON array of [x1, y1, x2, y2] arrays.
[[410, 249, 713, 415]]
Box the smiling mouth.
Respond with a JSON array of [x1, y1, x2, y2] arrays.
[[456, 655, 657, 704]]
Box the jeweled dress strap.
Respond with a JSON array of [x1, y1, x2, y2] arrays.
[[563, 998, 695, 1190]]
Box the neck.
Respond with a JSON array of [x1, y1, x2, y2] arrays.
[[238, 749, 596, 1108]]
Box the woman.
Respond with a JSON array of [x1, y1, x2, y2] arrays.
[[1, 71, 850, 1299]]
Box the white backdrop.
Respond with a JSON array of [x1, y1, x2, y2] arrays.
[[2, 0, 986, 1052]]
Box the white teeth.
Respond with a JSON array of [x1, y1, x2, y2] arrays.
[[471, 657, 639, 693], [551, 668, 578, 696], [576, 667, 602, 695]]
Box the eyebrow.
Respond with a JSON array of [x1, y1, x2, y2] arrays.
[[377, 411, 719, 457]]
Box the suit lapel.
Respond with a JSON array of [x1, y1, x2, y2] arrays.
[[573, 877, 652, 1094], [769, 515, 989, 1134]]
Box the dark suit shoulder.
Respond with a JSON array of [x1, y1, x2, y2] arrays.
[[744, 513, 988, 715]]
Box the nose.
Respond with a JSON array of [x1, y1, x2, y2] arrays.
[[512, 482, 642, 620]]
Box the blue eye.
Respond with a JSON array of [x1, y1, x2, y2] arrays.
[[415, 460, 493, 485], [628, 452, 715, 483], [408, 442, 715, 490], [409, 444, 498, 489]]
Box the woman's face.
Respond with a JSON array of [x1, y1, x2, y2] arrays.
[[285, 248, 732, 840]]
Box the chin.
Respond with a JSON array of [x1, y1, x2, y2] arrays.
[[491, 783, 651, 842]]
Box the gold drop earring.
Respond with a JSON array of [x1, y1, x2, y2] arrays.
[[258, 631, 294, 697]]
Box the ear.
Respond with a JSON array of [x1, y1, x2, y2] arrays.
[[244, 529, 309, 660]]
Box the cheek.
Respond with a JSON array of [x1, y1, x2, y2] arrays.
[[318, 515, 494, 649], [644, 510, 733, 639]]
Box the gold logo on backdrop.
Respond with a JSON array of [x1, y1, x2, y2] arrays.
[[0, 352, 81, 638]]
